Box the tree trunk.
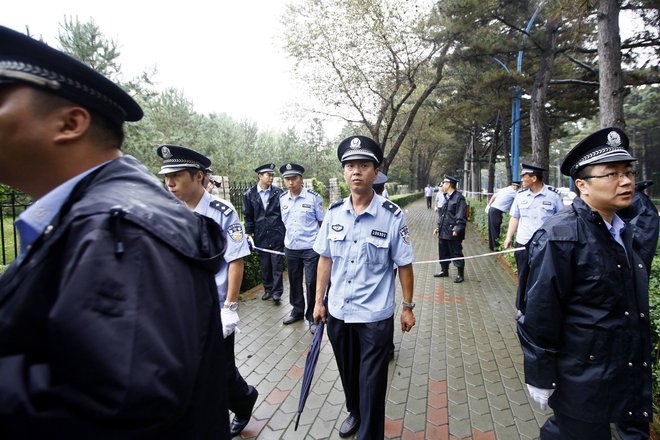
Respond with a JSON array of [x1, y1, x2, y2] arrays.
[[598, 0, 625, 128], [530, 17, 559, 181], [488, 111, 501, 195]]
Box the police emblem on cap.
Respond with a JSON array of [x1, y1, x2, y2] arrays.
[[350, 138, 361, 150], [286, 164, 292, 170], [161, 146, 172, 159], [607, 131, 622, 147]]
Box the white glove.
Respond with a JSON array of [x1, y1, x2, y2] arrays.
[[220, 308, 240, 339], [484, 205, 490, 214], [527, 384, 554, 411]]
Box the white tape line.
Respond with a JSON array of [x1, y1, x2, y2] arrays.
[[412, 247, 525, 265], [252, 246, 286, 256]]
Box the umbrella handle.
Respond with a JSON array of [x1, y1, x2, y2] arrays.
[[294, 413, 301, 431]]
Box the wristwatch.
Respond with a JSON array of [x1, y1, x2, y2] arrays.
[[402, 301, 415, 310], [224, 302, 238, 311]]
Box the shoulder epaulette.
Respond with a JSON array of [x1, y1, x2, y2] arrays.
[[329, 199, 344, 210], [382, 200, 402, 216], [308, 189, 320, 196], [279, 191, 288, 198], [210, 199, 233, 216], [547, 185, 560, 194], [517, 187, 529, 193]]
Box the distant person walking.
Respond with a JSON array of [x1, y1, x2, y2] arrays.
[[424, 183, 434, 209]]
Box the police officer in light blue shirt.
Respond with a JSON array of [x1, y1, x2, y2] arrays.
[[157, 144, 258, 437], [486, 181, 521, 251], [313, 135, 416, 440], [279, 163, 325, 332], [503, 163, 563, 311]]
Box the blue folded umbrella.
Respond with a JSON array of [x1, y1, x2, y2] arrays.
[[295, 321, 325, 431]]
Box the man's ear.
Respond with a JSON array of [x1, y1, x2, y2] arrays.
[[52, 106, 91, 144]]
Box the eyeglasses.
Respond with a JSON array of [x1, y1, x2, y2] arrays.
[[582, 170, 636, 182]]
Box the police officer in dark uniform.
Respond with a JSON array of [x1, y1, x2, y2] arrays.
[[157, 145, 258, 438], [518, 127, 651, 439], [0, 26, 229, 438], [243, 164, 286, 302], [620, 180, 659, 273], [433, 175, 468, 283]]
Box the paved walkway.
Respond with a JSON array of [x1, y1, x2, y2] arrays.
[[234, 198, 549, 439]]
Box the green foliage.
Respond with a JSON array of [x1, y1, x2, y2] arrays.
[[239, 252, 262, 294], [312, 178, 328, 202], [339, 181, 349, 198], [466, 196, 517, 271], [390, 192, 424, 208]]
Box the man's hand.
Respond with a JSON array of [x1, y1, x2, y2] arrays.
[[400, 308, 416, 333], [313, 302, 327, 324], [220, 308, 240, 338], [503, 237, 512, 249], [452, 231, 458, 237], [527, 384, 554, 411], [433, 228, 439, 237]]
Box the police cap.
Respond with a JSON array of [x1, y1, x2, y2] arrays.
[[279, 163, 304, 178], [0, 25, 142, 125], [157, 144, 211, 175], [442, 175, 459, 184], [255, 163, 276, 174], [520, 163, 546, 176], [337, 136, 383, 166], [560, 127, 636, 177]]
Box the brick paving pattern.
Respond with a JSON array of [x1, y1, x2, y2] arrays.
[[233, 198, 552, 439]]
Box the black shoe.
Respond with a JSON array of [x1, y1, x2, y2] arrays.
[[283, 314, 303, 325], [229, 385, 258, 436], [272, 293, 281, 303], [339, 413, 360, 438], [433, 271, 449, 278], [454, 274, 464, 283], [261, 291, 272, 300]]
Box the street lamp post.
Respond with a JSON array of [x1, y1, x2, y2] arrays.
[[494, 3, 545, 182]]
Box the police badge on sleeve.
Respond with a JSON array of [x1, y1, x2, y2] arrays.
[[399, 225, 410, 244], [227, 223, 244, 242]]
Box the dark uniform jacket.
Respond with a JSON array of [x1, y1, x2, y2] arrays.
[[242, 184, 285, 249], [518, 196, 651, 423], [437, 190, 467, 240], [620, 188, 659, 273], [0, 157, 230, 439]]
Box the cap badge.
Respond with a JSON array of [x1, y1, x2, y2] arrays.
[[350, 138, 361, 150], [607, 131, 621, 147], [286, 164, 292, 170], [161, 146, 172, 159]]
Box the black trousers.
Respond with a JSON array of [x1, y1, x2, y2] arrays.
[[224, 332, 253, 418], [285, 248, 319, 322], [327, 314, 393, 440], [258, 248, 284, 296], [426, 196, 432, 209], [514, 242, 528, 311], [438, 238, 464, 270], [487, 208, 504, 251], [540, 413, 649, 440]]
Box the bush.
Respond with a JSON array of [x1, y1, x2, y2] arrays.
[[466, 196, 516, 271], [312, 178, 328, 200], [390, 192, 423, 207], [239, 251, 262, 293]]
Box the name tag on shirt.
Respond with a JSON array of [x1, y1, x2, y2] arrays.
[[371, 230, 387, 239]]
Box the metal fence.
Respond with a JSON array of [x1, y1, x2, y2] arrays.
[[1, 191, 31, 266], [227, 181, 252, 221]]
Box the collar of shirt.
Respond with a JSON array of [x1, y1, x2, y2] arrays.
[[193, 189, 213, 217], [343, 193, 379, 217], [604, 214, 626, 247], [15, 162, 107, 255], [286, 187, 308, 200]]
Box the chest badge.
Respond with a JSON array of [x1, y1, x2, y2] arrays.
[[371, 230, 387, 239], [332, 224, 344, 232]]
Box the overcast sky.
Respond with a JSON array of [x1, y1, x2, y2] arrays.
[[5, 1, 308, 132]]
